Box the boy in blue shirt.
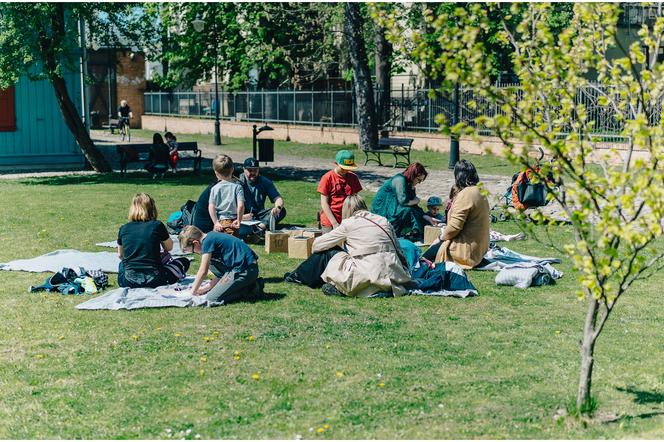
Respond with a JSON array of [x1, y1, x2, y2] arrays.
[[179, 225, 263, 306], [423, 195, 446, 226]]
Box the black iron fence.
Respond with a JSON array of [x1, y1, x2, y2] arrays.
[[144, 85, 660, 140]]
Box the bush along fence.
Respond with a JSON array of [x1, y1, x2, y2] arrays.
[[144, 84, 662, 141]]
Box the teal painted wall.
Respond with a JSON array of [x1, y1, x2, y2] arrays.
[[0, 71, 85, 169]]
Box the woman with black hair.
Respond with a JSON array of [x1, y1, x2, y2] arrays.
[[371, 162, 429, 240], [145, 133, 170, 178], [424, 160, 489, 268]]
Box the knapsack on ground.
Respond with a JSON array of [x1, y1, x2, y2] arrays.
[[167, 200, 196, 234], [510, 169, 548, 210]]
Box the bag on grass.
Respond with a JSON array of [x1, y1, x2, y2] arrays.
[[511, 169, 548, 210], [166, 200, 196, 234]]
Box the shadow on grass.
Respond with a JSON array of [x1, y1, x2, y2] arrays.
[[17, 171, 216, 187], [616, 386, 664, 405], [260, 166, 390, 184], [240, 292, 286, 304], [262, 277, 286, 284]]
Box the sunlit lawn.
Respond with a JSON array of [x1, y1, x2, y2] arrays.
[[0, 169, 663, 438]]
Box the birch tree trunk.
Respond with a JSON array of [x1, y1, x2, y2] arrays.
[[577, 296, 599, 411], [343, 3, 378, 150]]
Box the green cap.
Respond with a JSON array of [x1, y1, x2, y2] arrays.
[[335, 150, 358, 170]]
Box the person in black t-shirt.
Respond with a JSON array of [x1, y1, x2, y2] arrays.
[[145, 133, 171, 178], [117, 193, 190, 288], [117, 99, 133, 128]]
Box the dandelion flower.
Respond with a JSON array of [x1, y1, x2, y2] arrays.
[[131, 335, 139, 341], [248, 335, 255, 341], [335, 371, 344, 378], [323, 424, 330, 430], [251, 372, 260, 381], [200, 356, 208, 363], [233, 351, 241, 360], [174, 332, 182, 337], [316, 427, 325, 434], [35, 354, 45, 359], [58, 335, 65, 340], [378, 382, 385, 388]]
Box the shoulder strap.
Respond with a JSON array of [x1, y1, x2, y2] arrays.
[[361, 216, 409, 270]]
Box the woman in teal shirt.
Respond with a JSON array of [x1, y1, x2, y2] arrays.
[[371, 162, 428, 240]]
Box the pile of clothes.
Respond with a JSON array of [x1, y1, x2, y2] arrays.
[[29, 267, 109, 295]]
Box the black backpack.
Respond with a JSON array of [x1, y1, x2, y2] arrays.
[[167, 200, 196, 234]]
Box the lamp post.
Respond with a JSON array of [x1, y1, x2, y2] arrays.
[[192, 5, 221, 146], [448, 82, 460, 169]]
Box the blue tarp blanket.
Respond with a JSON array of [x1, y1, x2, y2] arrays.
[[409, 261, 478, 298], [76, 277, 209, 310], [476, 245, 562, 271], [0, 249, 120, 274]]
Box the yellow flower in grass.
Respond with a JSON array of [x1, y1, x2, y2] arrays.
[[316, 427, 325, 434], [131, 335, 139, 341], [174, 332, 182, 337], [377, 382, 385, 389], [335, 371, 344, 378], [248, 335, 255, 342], [233, 351, 241, 360], [251, 372, 260, 381], [35, 354, 45, 359], [212, 331, 220, 337], [199, 356, 208, 363], [203, 336, 213, 343], [323, 424, 330, 430], [58, 335, 65, 340]]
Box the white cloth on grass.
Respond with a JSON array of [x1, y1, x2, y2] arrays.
[[489, 230, 526, 242], [76, 277, 208, 310], [96, 234, 187, 256], [0, 249, 120, 274]]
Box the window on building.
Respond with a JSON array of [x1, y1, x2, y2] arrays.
[[0, 86, 16, 132]]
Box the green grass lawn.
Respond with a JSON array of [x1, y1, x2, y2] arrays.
[[129, 128, 517, 177], [1, 171, 663, 438]]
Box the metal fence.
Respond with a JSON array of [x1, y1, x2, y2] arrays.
[[144, 85, 661, 139]]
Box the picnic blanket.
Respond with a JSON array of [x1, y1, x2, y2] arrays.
[[409, 262, 478, 298], [475, 245, 561, 271], [495, 262, 562, 288], [96, 234, 187, 256], [76, 277, 208, 310], [0, 249, 120, 274]]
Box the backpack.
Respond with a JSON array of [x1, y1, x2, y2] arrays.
[[510, 169, 548, 210], [167, 200, 196, 234]]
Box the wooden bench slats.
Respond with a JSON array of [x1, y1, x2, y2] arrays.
[[362, 137, 413, 168]]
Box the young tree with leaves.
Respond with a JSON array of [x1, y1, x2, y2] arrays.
[[386, 3, 664, 415]]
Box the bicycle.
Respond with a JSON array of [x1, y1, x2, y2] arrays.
[[118, 117, 131, 142]]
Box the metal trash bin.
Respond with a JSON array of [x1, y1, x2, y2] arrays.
[[257, 138, 274, 163]]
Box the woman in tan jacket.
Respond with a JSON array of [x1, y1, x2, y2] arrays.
[[429, 160, 490, 269], [312, 194, 412, 297]]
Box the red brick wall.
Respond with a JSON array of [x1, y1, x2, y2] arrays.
[[115, 51, 146, 129]]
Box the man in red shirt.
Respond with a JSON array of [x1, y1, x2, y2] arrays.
[[318, 150, 363, 231]]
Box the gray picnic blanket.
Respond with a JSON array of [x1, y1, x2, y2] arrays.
[[96, 234, 186, 256], [0, 249, 120, 274], [476, 245, 562, 271], [76, 277, 208, 310]]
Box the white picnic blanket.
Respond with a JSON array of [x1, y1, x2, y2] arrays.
[[96, 234, 187, 256], [0, 249, 120, 274], [76, 277, 208, 310]]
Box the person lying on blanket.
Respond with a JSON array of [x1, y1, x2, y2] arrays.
[[117, 193, 190, 288], [422, 160, 490, 269], [178, 226, 264, 306]]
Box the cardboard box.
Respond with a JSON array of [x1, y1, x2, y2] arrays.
[[288, 235, 314, 259], [302, 228, 323, 239], [265, 231, 290, 253], [423, 225, 443, 245]]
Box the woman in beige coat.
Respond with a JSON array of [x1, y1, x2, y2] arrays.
[[431, 160, 490, 268], [312, 194, 412, 297]]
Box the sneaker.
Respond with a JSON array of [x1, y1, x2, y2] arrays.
[[368, 291, 394, 298], [284, 272, 302, 284], [321, 283, 345, 297]]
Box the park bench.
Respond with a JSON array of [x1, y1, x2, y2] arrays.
[[105, 118, 120, 134], [116, 141, 202, 175], [361, 136, 414, 168]]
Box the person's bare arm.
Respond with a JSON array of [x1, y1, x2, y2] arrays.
[[320, 194, 338, 228], [161, 237, 173, 252], [191, 253, 212, 295], [233, 201, 245, 229], [117, 245, 123, 259]]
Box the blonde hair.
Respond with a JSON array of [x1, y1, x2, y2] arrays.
[[128, 193, 158, 222], [179, 225, 204, 251], [212, 154, 234, 177], [341, 193, 367, 220]]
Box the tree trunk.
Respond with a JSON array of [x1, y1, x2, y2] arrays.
[[375, 23, 392, 130], [577, 296, 599, 412], [42, 4, 112, 172], [51, 76, 112, 172], [344, 3, 378, 150]]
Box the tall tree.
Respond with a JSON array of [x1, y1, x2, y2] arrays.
[[375, 20, 393, 128], [389, 2, 664, 416], [344, 3, 378, 150], [0, 3, 114, 172]]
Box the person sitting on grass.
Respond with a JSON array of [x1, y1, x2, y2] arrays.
[[423, 160, 490, 269], [208, 154, 244, 237], [318, 150, 363, 232], [145, 133, 170, 178], [311, 194, 411, 298], [371, 162, 429, 241], [423, 195, 446, 226], [179, 225, 264, 306], [117, 193, 190, 288], [164, 131, 179, 172], [238, 157, 286, 237]]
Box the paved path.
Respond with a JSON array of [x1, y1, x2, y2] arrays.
[[1, 130, 512, 205]]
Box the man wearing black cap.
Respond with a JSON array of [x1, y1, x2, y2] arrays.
[[238, 157, 286, 235]]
